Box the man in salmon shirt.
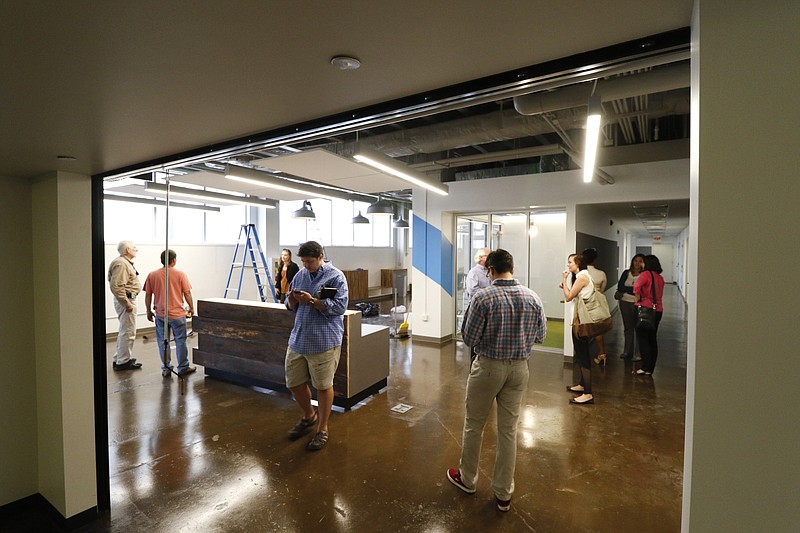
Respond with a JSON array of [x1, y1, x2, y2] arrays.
[[144, 249, 196, 378]]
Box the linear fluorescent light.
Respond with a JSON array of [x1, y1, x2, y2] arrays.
[[103, 193, 221, 212], [353, 148, 448, 196], [224, 164, 351, 201], [583, 95, 602, 183], [144, 182, 277, 208]]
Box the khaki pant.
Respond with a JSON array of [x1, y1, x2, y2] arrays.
[[113, 298, 137, 365], [459, 356, 529, 501]]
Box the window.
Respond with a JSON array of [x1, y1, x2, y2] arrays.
[[104, 200, 156, 244], [330, 198, 354, 246], [371, 213, 392, 247], [279, 198, 393, 247], [154, 205, 204, 244], [205, 205, 249, 243]]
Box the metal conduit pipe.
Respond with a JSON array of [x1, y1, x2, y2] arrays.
[[513, 62, 689, 116]]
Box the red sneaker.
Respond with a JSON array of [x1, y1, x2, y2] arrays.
[[446, 468, 476, 494]]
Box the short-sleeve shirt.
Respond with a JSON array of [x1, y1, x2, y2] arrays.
[[143, 267, 192, 319], [634, 271, 665, 312]]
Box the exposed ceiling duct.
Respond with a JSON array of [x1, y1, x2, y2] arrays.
[[513, 62, 690, 115], [338, 62, 689, 162]]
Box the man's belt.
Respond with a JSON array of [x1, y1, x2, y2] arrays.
[[126, 291, 139, 299]]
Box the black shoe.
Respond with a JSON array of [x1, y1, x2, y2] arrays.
[[177, 366, 196, 377], [113, 358, 136, 368], [113, 360, 142, 371]]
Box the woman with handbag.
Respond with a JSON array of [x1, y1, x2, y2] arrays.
[[633, 255, 665, 375], [560, 253, 596, 404], [616, 254, 646, 361], [582, 248, 609, 366]]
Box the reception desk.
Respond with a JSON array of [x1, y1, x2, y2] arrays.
[[192, 298, 389, 409]]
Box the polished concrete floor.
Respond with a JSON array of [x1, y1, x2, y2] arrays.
[[92, 286, 686, 532]]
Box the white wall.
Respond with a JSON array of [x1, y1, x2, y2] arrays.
[[32, 172, 95, 517], [411, 158, 690, 341], [683, 3, 800, 530], [324, 246, 397, 288], [104, 244, 259, 333], [576, 202, 625, 299], [0, 175, 38, 507]]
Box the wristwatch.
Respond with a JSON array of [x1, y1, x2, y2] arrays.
[[308, 298, 316, 306]]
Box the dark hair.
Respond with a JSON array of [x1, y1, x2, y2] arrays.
[[572, 253, 588, 271], [281, 248, 293, 259], [160, 249, 176, 266], [485, 249, 514, 274], [581, 248, 598, 265], [629, 253, 646, 271], [297, 241, 324, 259], [643, 254, 663, 274]]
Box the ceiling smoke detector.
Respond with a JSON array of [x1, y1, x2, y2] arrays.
[[331, 55, 361, 70]]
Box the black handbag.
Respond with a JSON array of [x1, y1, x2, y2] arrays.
[[636, 272, 658, 330]]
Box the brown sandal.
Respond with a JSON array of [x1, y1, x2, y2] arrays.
[[306, 431, 329, 451], [288, 411, 318, 440]]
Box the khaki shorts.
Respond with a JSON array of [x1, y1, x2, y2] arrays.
[[285, 345, 341, 390]]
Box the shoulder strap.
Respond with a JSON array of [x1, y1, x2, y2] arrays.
[[650, 271, 657, 307]]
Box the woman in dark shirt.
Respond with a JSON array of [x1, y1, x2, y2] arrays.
[[616, 254, 645, 361], [275, 248, 299, 303]]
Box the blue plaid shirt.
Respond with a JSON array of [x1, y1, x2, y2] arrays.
[[462, 278, 546, 360], [287, 263, 349, 354]]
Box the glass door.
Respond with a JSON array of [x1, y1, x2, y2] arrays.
[[455, 209, 566, 350], [455, 216, 489, 335]]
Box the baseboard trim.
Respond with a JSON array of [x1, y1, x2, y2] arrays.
[[410, 333, 453, 345]]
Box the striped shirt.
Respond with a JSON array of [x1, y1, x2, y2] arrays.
[[287, 263, 349, 354], [462, 278, 546, 360]]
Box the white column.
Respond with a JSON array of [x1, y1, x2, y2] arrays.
[[683, 2, 800, 530], [32, 171, 96, 517]]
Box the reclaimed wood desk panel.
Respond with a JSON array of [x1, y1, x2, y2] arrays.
[[342, 269, 368, 301], [192, 298, 388, 408]]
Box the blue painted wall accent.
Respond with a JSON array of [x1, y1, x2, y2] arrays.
[[412, 214, 453, 296]]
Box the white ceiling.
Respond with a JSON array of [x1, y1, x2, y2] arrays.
[[0, 1, 693, 180], [253, 149, 409, 194]]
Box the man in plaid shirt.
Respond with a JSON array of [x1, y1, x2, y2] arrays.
[[447, 249, 546, 512], [284, 241, 349, 451]]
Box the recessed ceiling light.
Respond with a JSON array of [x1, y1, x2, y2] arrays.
[[330, 55, 361, 70], [57, 155, 76, 161]]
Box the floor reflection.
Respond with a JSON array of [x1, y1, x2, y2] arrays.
[[105, 286, 687, 531]]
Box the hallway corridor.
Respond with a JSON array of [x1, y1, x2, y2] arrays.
[[96, 285, 687, 532]]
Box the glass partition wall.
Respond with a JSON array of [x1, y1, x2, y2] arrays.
[[455, 210, 566, 350]]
